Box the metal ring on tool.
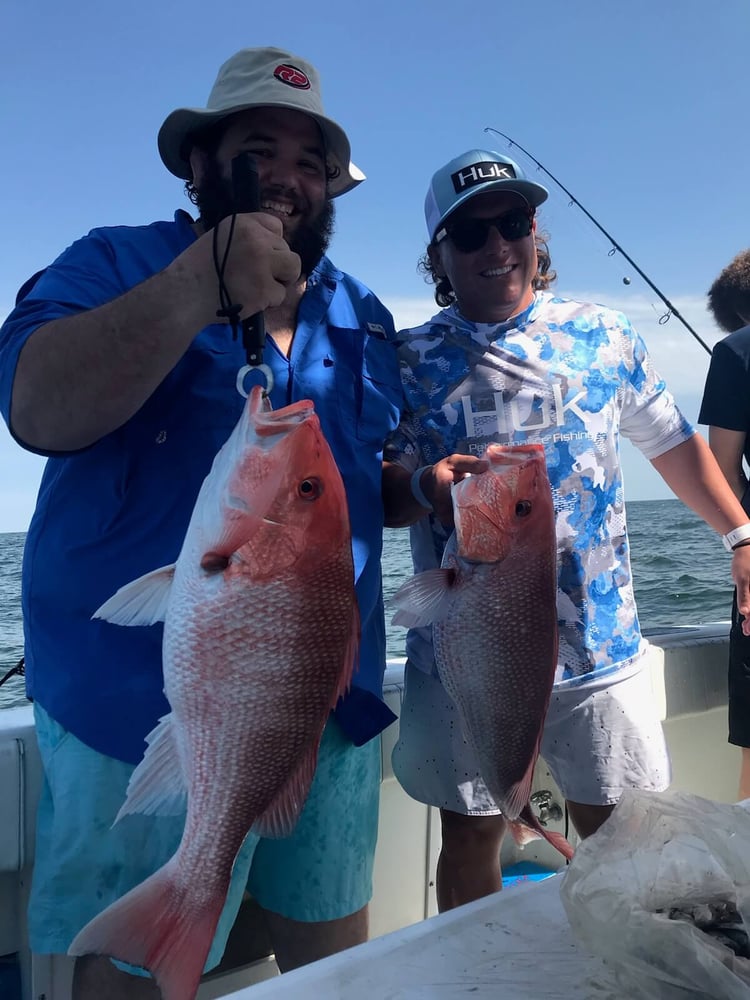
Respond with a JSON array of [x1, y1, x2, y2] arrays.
[[236, 364, 274, 398]]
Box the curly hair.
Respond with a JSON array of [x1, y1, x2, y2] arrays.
[[418, 225, 557, 308], [708, 249, 750, 333]]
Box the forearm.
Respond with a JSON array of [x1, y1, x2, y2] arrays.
[[707, 426, 748, 503], [651, 434, 750, 632], [723, 469, 748, 504], [382, 453, 491, 528], [650, 434, 749, 534], [11, 261, 216, 451], [382, 462, 431, 527]]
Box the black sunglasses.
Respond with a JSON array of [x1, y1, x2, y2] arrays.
[[435, 207, 534, 253]]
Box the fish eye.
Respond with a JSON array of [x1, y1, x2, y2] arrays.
[[200, 552, 230, 573], [298, 478, 322, 500], [515, 500, 532, 517]]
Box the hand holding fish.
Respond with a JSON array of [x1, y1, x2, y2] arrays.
[[418, 454, 490, 526]]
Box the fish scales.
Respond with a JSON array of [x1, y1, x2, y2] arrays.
[[434, 541, 557, 796], [69, 387, 359, 999], [392, 442, 572, 859]]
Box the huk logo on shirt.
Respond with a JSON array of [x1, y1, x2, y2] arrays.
[[451, 161, 516, 193], [460, 386, 588, 437], [273, 64, 311, 89]]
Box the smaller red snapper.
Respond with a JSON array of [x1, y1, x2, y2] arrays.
[[393, 443, 573, 860], [69, 386, 359, 1000]]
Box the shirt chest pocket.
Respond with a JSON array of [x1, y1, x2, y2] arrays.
[[329, 326, 403, 443]]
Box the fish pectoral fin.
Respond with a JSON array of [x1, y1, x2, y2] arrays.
[[114, 713, 187, 822], [390, 568, 457, 628], [92, 565, 176, 626], [251, 743, 319, 839]]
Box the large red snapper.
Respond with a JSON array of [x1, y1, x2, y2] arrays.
[[69, 386, 359, 999], [393, 443, 572, 860]]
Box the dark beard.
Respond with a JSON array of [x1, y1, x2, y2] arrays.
[[193, 157, 335, 276]]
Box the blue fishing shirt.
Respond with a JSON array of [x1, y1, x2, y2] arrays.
[[0, 211, 402, 763]]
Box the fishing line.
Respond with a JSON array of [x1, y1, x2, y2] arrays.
[[213, 215, 243, 334], [211, 153, 274, 398], [484, 127, 713, 357]]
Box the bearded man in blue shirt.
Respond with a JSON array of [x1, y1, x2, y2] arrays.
[[0, 47, 402, 999]]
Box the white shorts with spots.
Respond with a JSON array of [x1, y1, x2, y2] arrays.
[[391, 655, 671, 813]]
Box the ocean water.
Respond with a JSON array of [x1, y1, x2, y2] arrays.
[[0, 499, 736, 710]]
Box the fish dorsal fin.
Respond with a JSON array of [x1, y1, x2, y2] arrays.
[[251, 742, 320, 839], [329, 606, 359, 709], [390, 568, 457, 628], [113, 713, 187, 822], [93, 565, 176, 626]]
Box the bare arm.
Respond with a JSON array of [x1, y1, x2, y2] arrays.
[[382, 463, 430, 528], [650, 433, 750, 630], [382, 455, 489, 528], [11, 213, 299, 451], [707, 425, 748, 503], [650, 434, 749, 534]]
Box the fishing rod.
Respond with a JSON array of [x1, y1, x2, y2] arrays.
[[0, 657, 24, 690], [485, 127, 713, 356]]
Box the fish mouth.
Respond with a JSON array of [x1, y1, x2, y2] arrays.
[[485, 443, 545, 467], [253, 400, 316, 438]]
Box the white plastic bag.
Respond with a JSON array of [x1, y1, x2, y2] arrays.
[[560, 789, 750, 999]]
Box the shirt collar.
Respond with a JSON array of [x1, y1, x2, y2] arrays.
[[447, 291, 547, 340]]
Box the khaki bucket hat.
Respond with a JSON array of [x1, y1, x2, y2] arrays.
[[158, 47, 365, 197]]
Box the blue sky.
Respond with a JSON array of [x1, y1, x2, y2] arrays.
[[1, 0, 748, 531]]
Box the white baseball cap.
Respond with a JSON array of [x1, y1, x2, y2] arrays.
[[424, 149, 548, 240]]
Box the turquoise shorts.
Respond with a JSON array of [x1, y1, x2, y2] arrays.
[[29, 703, 381, 973]]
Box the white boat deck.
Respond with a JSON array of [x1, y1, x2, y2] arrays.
[[225, 875, 616, 999]]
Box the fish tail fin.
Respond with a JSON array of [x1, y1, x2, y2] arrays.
[[543, 827, 576, 862], [69, 860, 226, 1000], [506, 817, 543, 848], [514, 805, 575, 862]]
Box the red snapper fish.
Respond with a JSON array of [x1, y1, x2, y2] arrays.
[[69, 386, 359, 999], [392, 443, 573, 860]]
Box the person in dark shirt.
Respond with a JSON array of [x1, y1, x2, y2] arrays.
[[699, 248, 750, 800]]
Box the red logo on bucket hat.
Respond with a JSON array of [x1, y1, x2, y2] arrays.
[[273, 64, 311, 89]]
